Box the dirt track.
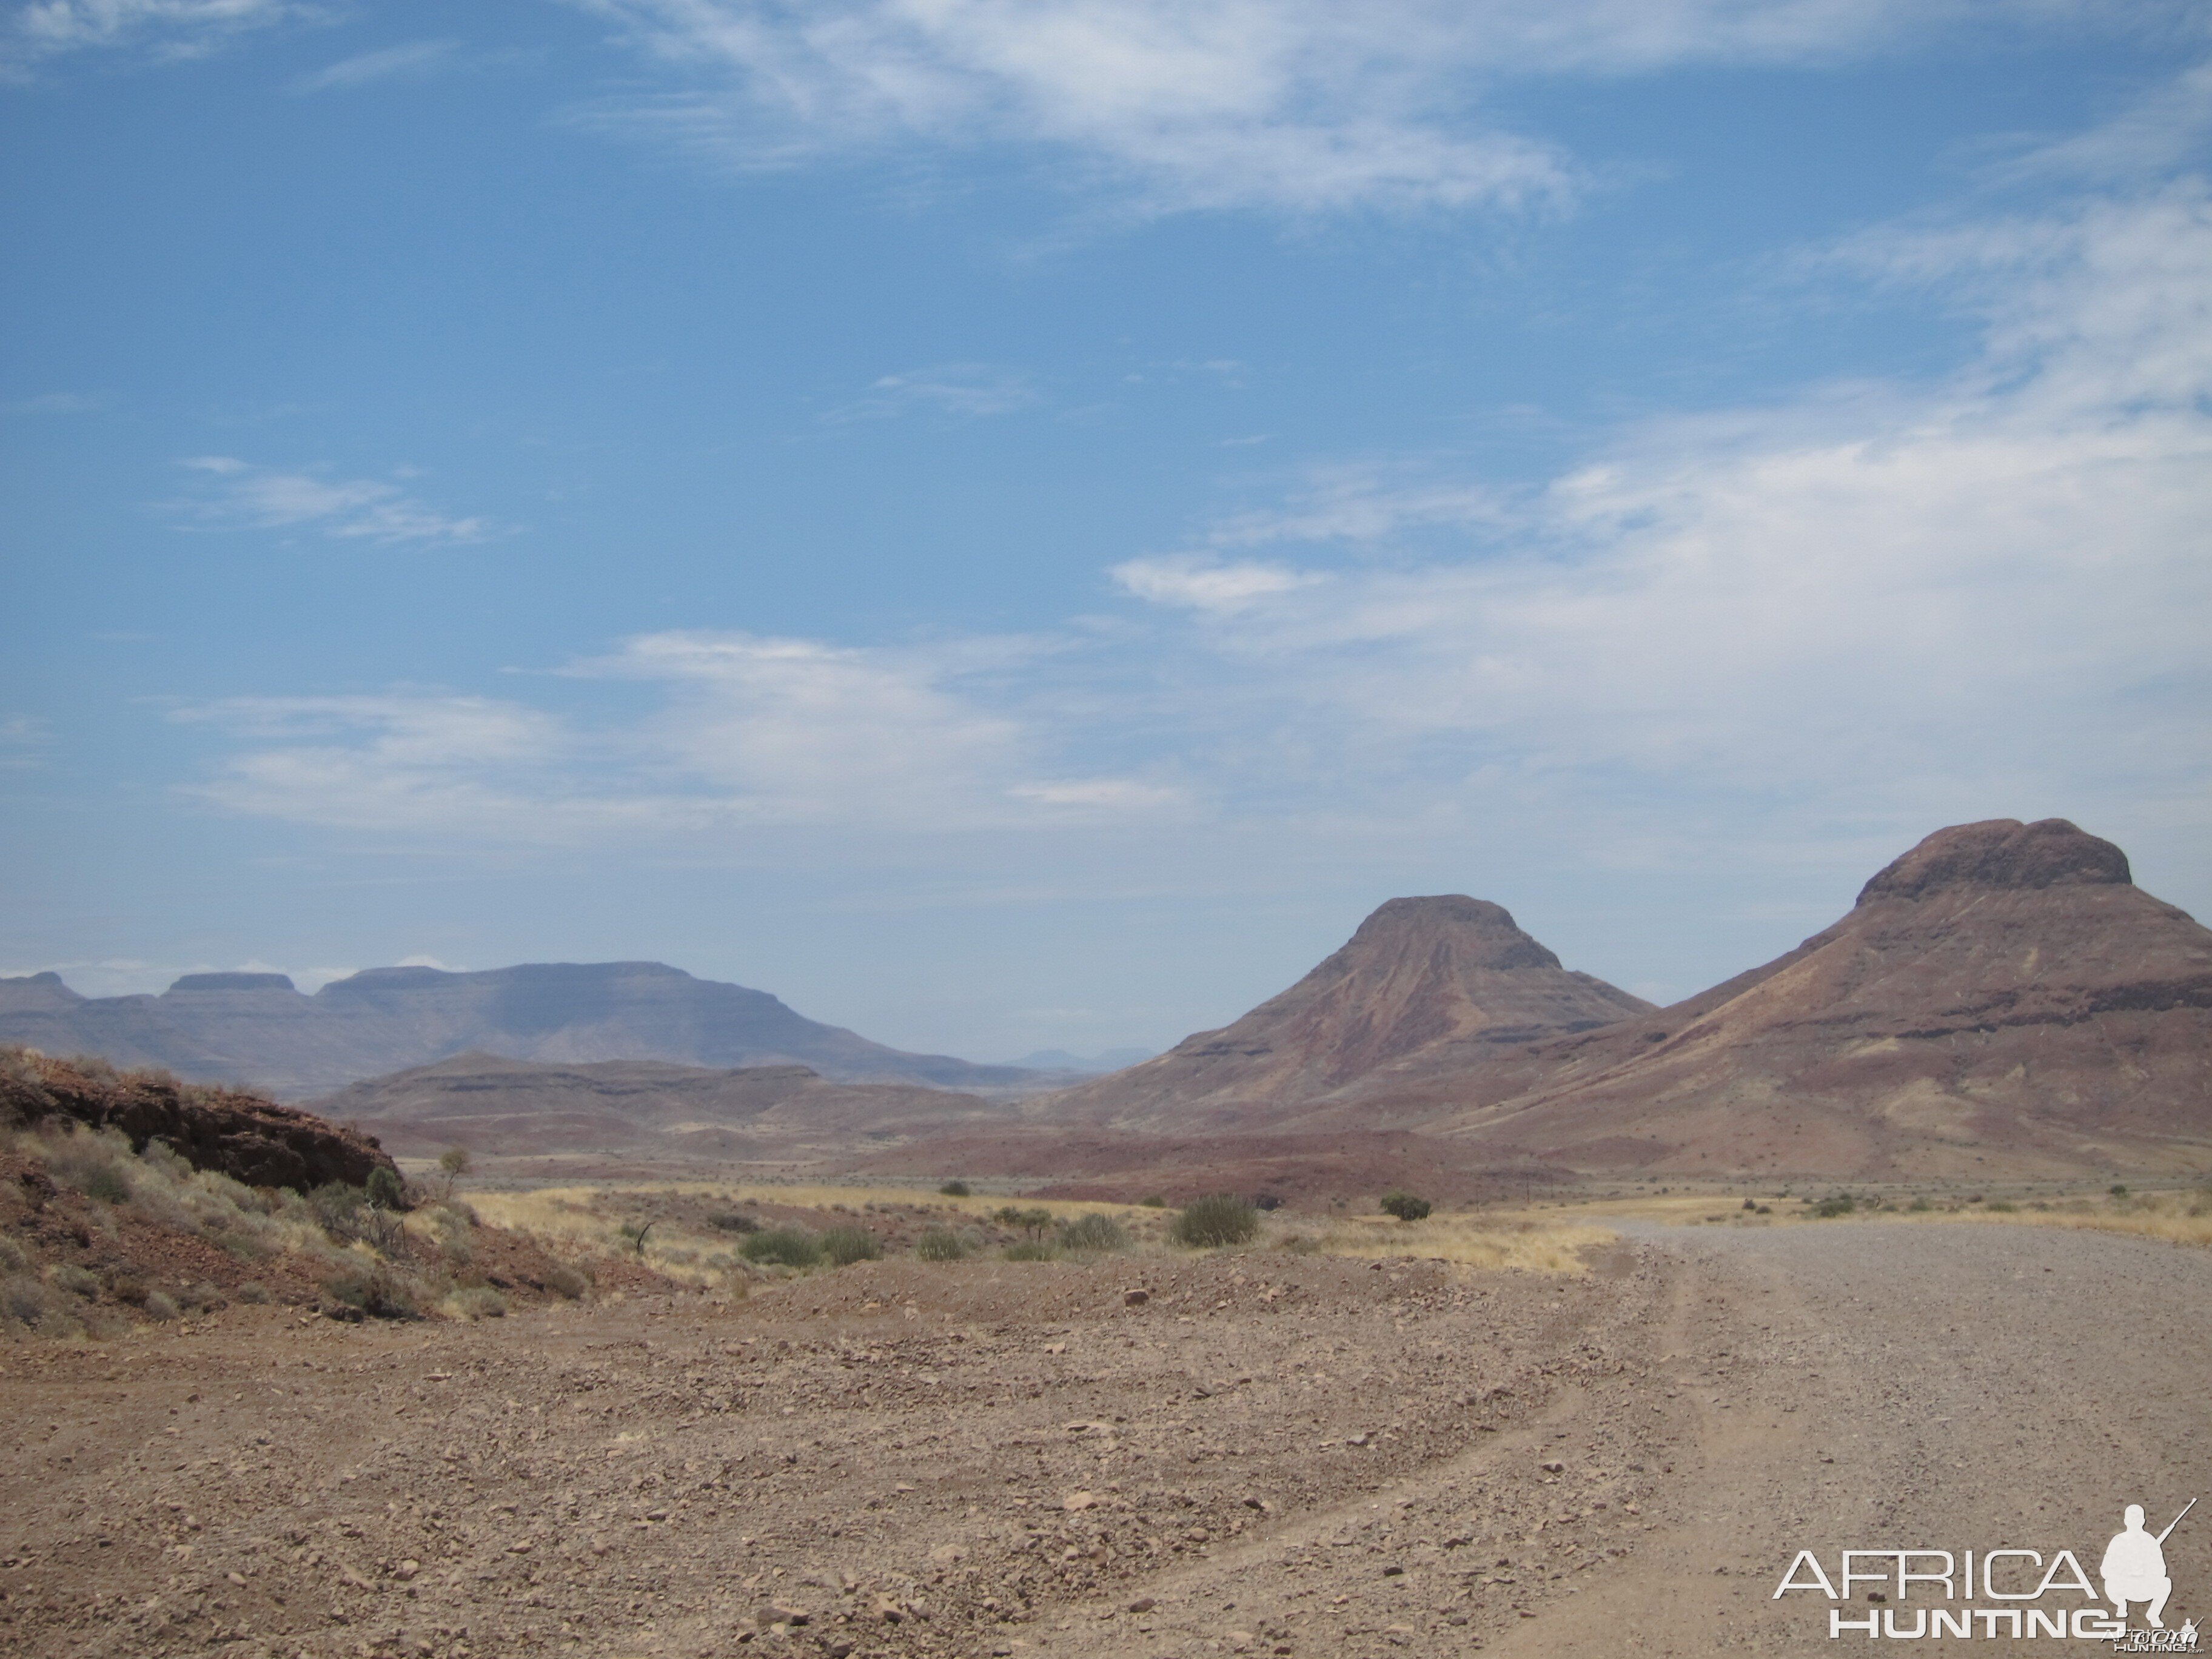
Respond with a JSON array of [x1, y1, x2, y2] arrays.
[[3, 1221, 2206, 1657]]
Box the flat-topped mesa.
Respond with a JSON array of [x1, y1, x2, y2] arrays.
[[167, 972, 299, 993], [1857, 817, 2132, 905], [1341, 896, 1566, 973]]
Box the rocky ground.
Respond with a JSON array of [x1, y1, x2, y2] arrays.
[[2, 1221, 2205, 1658]]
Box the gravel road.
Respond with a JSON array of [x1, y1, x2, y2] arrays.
[[2, 1221, 2205, 1657]]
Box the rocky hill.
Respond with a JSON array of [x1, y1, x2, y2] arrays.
[[1034, 896, 1652, 1131], [1, 1047, 398, 1193], [0, 961, 1044, 1100], [306, 1051, 1013, 1159], [1427, 819, 2212, 1178]]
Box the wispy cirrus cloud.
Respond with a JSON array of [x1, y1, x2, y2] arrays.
[[3, 0, 307, 74], [287, 37, 460, 94], [569, 0, 2125, 219], [824, 363, 1036, 422], [175, 631, 1187, 841], [171, 457, 494, 545]]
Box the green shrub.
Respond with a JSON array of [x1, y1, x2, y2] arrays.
[[706, 1210, 759, 1233], [1988, 1200, 2017, 1213], [915, 1228, 965, 1262], [365, 1166, 406, 1211], [85, 1165, 130, 1204], [1057, 1213, 1130, 1254], [820, 1225, 881, 1266], [939, 1180, 971, 1197], [993, 1205, 1056, 1239], [739, 1227, 821, 1269], [1002, 1240, 1059, 1261], [1170, 1194, 1260, 1248], [2109, 1184, 2130, 1198], [1810, 1194, 1855, 1219], [1379, 1191, 1432, 1222], [1140, 1195, 1167, 1208]]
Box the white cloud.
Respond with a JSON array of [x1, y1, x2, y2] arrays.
[[4, 0, 304, 72], [176, 633, 1185, 840], [1113, 181, 2212, 828], [571, 0, 2129, 216], [172, 457, 493, 545], [287, 38, 459, 94], [1110, 554, 1321, 611], [825, 363, 1036, 421]]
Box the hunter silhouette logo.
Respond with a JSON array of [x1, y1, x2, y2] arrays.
[[2105, 1500, 2191, 1630], [1774, 1496, 2197, 1643]]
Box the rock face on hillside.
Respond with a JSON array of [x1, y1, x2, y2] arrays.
[[1434, 819, 2212, 1178], [306, 1051, 1012, 1158], [1037, 896, 1652, 1131], [0, 962, 1042, 1099], [1, 1048, 400, 1193]]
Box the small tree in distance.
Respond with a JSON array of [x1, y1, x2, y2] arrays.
[[1380, 1191, 1432, 1222], [438, 1146, 471, 1198]]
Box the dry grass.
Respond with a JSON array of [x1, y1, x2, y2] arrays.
[[1526, 1184, 2212, 1249], [466, 1180, 1171, 1288], [1304, 1212, 1615, 1275]]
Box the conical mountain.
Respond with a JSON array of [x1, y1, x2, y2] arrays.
[[1438, 819, 2212, 1177], [1036, 896, 1652, 1131]]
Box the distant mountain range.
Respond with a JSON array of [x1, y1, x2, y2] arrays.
[[306, 1051, 1013, 1161], [1006, 1047, 1157, 1074], [0, 960, 1046, 1100], [1028, 819, 2212, 1179]]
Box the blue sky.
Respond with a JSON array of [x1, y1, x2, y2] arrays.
[[4, 0, 2209, 1063]]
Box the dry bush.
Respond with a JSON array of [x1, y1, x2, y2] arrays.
[[915, 1227, 965, 1262], [1170, 1195, 1261, 1248], [443, 1285, 508, 1321], [820, 1224, 880, 1266], [545, 1264, 591, 1300], [1058, 1213, 1130, 1254]]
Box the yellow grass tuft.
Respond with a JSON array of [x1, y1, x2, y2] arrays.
[[1309, 1212, 1615, 1275]]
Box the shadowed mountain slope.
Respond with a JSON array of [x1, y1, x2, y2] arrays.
[[1429, 819, 2212, 1178], [0, 962, 1041, 1100], [1034, 896, 1652, 1132]]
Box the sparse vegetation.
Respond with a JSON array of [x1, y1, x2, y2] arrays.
[[1380, 1191, 1432, 1222], [916, 1227, 966, 1261], [706, 1210, 758, 1233], [1057, 1213, 1130, 1254], [1002, 1240, 1059, 1261], [820, 1224, 881, 1266], [438, 1145, 471, 1196], [993, 1205, 1056, 1241], [1140, 1195, 1167, 1208], [1810, 1193, 1857, 1219], [739, 1226, 822, 1269], [1170, 1194, 1261, 1248]]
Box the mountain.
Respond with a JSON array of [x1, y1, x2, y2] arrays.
[[0, 961, 1044, 1101], [1034, 895, 1653, 1131], [307, 1052, 1012, 1159], [1432, 819, 2212, 1178]]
